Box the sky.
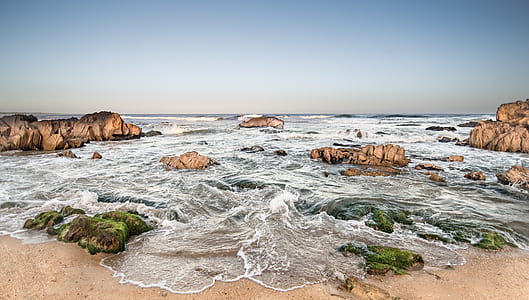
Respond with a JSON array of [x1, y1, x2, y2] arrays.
[[0, 0, 528, 114]]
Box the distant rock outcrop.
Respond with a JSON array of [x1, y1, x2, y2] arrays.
[[0, 111, 142, 152], [469, 99, 529, 153], [160, 151, 217, 170], [310, 144, 409, 167], [237, 117, 284, 129]]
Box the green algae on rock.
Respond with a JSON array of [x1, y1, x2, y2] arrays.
[[340, 242, 424, 275], [59, 206, 86, 217], [367, 208, 413, 234], [23, 211, 63, 234], [98, 211, 153, 236], [473, 230, 509, 250]]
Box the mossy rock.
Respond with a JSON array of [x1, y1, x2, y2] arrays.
[[473, 231, 509, 250], [340, 243, 424, 275], [98, 211, 153, 236], [417, 233, 451, 243], [23, 211, 63, 234], [367, 208, 413, 234], [60, 206, 86, 217], [57, 215, 129, 255]]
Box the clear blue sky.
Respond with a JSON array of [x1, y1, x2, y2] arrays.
[[1, 0, 528, 114]]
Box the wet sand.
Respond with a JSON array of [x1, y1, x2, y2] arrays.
[[1, 235, 528, 300]]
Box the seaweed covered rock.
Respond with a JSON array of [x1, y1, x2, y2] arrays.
[[340, 243, 424, 275], [98, 211, 153, 235], [310, 144, 409, 167], [366, 208, 413, 233], [57, 215, 130, 254], [496, 165, 529, 190], [60, 206, 86, 217], [237, 116, 284, 129], [160, 151, 217, 170], [23, 211, 63, 234], [474, 231, 509, 250]]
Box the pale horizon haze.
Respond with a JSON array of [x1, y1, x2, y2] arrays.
[[1, 0, 528, 114]]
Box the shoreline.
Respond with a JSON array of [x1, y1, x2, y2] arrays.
[[1, 236, 529, 300]]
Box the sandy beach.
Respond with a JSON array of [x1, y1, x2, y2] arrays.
[[1, 235, 528, 300]]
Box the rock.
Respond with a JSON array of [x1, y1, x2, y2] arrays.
[[274, 150, 287, 156], [496, 99, 529, 125], [443, 155, 464, 162], [160, 151, 217, 169], [142, 130, 162, 137], [426, 126, 456, 131], [339, 277, 395, 300], [91, 152, 102, 159], [496, 165, 529, 189], [260, 128, 282, 134], [310, 144, 409, 167], [241, 145, 265, 153], [465, 171, 486, 181], [60, 206, 86, 217], [237, 117, 284, 129], [438, 136, 460, 143], [23, 211, 63, 234], [57, 215, 129, 254], [0, 111, 141, 152], [57, 150, 78, 158], [344, 167, 400, 177], [428, 173, 446, 183], [98, 211, 153, 236], [455, 138, 470, 146], [365, 208, 413, 233], [458, 121, 483, 127], [473, 230, 509, 250], [415, 163, 444, 171]]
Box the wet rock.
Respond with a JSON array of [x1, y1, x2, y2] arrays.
[[23, 211, 63, 234], [344, 167, 400, 177], [443, 155, 464, 162], [339, 243, 424, 275], [98, 211, 153, 235], [142, 130, 162, 137], [339, 277, 396, 300], [241, 145, 265, 153], [375, 131, 387, 135], [438, 136, 460, 143], [60, 206, 86, 217], [428, 173, 446, 183], [415, 163, 444, 171], [260, 128, 282, 134], [458, 121, 482, 127], [455, 139, 470, 146], [91, 152, 102, 159], [496, 165, 529, 189], [0, 111, 141, 152], [465, 171, 486, 181], [160, 151, 217, 170], [274, 149, 287, 156], [237, 116, 284, 129], [310, 144, 409, 167], [57, 150, 78, 158], [417, 233, 451, 243], [366, 208, 413, 233], [426, 126, 456, 131], [473, 230, 509, 250]]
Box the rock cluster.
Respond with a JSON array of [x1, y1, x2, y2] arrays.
[[0, 111, 141, 152], [160, 151, 217, 169], [469, 99, 529, 153], [237, 116, 284, 129], [310, 144, 409, 167]]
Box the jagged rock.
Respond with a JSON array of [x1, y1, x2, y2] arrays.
[[57, 150, 78, 158], [237, 117, 284, 129], [415, 163, 444, 171], [465, 171, 486, 181], [141, 130, 162, 137], [91, 152, 102, 159], [23, 211, 63, 234], [496, 99, 529, 125], [497, 165, 529, 189], [438, 136, 460, 143], [426, 126, 456, 131], [443, 155, 464, 162], [275, 150, 287, 156], [241, 145, 264, 153], [160, 151, 217, 169], [458, 121, 483, 127], [310, 144, 409, 167], [0, 111, 141, 152]]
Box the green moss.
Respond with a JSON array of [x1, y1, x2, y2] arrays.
[[417, 233, 451, 243], [60, 206, 85, 217], [340, 243, 424, 275], [23, 211, 63, 233], [473, 231, 508, 250], [369, 209, 395, 233], [98, 211, 153, 235]]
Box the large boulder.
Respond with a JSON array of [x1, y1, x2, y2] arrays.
[[237, 116, 284, 129], [310, 144, 409, 167], [160, 151, 217, 169], [0, 111, 141, 152], [469, 99, 529, 153], [496, 165, 529, 189]]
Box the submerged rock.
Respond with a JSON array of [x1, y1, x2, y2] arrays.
[[274, 149, 288, 156], [160, 151, 217, 170], [438, 136, 460, 143], [366, 208, 413, 233], [340, 243, 424, 275], [23, 211, 63, 234], [465, 171, 486, 181], [241, 145, 265, 153], [237, 117, 284, 129], [442, 155, 464, 162], [473, 230, 509, 250], [427, 173, 446, 183], [142, 130, 162, 137], [415, 163, 444, 171], [496, 165, 529, 189], [426, 126, 456, 131], [310, 144, 409, 167], [458, 121, 482, 128], [57, 150, 78, 158], [339, 277, 395, 300], [0, 111, 141, 152], [344, 166, 400, 177], [91, 152, 102, 159]]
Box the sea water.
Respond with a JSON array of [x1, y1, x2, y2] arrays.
[[1, 113, 528, 292]]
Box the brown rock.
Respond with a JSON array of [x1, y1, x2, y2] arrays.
[[497, 165, 529, 189], [160, 151, 217, 170], [339, 277, 395, 300], [415, 163, 444, 171], [91, 152, 102, 159], [456, 138, 470, 146], [237, 117, 284, 129], [344, 167, 400, 177], [496, 99, 529, 125], [57, 150, 78, 158], [443, 155, 464, 162], [428, 173, 446, 183], [274, 150, 287, 156], [465, 171, 486, 181], [310, 144, 409, 167]]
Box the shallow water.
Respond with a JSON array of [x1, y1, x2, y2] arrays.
[[1, 113, 528, 292]]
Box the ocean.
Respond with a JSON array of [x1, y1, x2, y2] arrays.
[[1, 113, 528, 293]]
